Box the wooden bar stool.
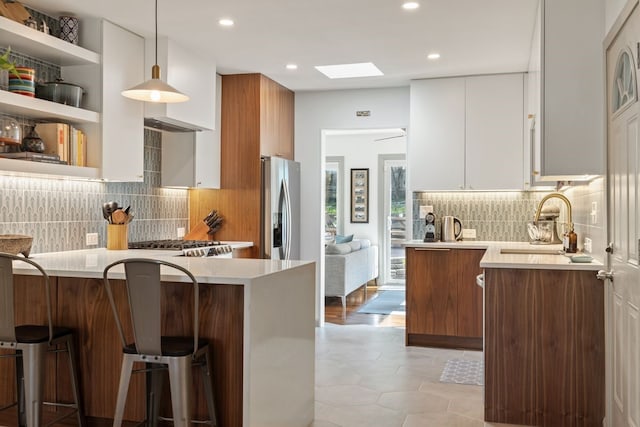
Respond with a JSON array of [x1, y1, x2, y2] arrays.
[[102, 258, 217, 427], [0, 253, 86, 427]]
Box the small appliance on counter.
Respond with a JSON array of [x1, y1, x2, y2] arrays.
[[424, 212, 437, 242], [441, 216, 462, 242]]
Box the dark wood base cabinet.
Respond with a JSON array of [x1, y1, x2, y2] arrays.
[[406, 247, 484, 350], [484, 268, 604, 427]]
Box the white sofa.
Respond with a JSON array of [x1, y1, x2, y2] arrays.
[[325, 239, 378, 308]]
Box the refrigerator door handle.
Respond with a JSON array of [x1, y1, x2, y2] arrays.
[[282, 178, 293, 260]]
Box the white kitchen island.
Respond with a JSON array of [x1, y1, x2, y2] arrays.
[[2, 249, 316, 427]]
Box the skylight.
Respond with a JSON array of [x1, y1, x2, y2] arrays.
[[314, 62, 384, 79]]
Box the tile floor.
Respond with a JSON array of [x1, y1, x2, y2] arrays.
[[312, 324, 523, 427]]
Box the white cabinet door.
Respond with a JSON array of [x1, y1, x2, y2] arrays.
[[101, 21, 144, 181], [161, 75, 221, 188], [465, 74, 524, 190], [409, 78, 465, 191], [539, 0, 604, 178]]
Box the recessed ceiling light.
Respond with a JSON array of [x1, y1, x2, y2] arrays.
[[218, 18, 234, 27], [402, 2, 420, 10], [427, 53, 441, 60], [286, 64, 298, 70], [315, 62, 384, 79]]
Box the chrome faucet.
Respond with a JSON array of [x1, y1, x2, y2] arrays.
[[534, 192, 573, 228]]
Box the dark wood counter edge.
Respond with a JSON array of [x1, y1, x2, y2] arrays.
[[406, 334, 483, 351]]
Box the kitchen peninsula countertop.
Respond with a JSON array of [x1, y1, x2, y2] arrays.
[[404, 240, 603, 271], [13, 247, 311, 284]]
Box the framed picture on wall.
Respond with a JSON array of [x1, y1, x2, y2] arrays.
[[350, 168, 369, 223]]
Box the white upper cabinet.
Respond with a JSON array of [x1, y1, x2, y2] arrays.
[[465, 74, 524, 190], [100, 21, 145, 181], [161, 75, 221, 188], [409, 77, 465, 191], [144, 38, 216, 131], [409, 74, 525, 191], [530, 0, 605, 180], [64, 19, 145, 181]]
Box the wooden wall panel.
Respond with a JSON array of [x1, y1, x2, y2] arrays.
[[54, 278, 245, 426], [484, 268, 604, 426], [456, 249, 484, 338], [188, 73, 294, 259]]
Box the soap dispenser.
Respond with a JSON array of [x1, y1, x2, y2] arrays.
[[563, 224, 578, 253]]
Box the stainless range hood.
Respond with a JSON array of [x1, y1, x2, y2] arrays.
[[144, 37, 216, 132], [144, 117, 204, 132]]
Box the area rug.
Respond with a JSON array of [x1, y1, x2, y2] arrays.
[[356, 290, 405, 314], [439, 359, 484, 386]]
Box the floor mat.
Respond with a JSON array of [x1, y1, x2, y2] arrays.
[[356, 290, 405, 315], [439, 358, 484, 386]]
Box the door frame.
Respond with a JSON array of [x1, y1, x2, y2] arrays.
[[378, 154, 407, 285]]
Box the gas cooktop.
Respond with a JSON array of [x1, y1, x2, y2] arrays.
[[128, 239, 224, 250]]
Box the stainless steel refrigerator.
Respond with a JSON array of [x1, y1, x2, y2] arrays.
[[260, 156, 300, 260]]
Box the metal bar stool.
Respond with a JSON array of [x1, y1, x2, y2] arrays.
[[0, 253, 86, 427], [102, 258, 217, 427]]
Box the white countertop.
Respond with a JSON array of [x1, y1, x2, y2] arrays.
[[404, 240, 604, 271], [13, 248, 313, 285]]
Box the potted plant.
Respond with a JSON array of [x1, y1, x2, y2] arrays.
[[0, 47, 21, 90]]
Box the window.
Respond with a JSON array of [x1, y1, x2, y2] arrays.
[[325, 158, 343, 242]]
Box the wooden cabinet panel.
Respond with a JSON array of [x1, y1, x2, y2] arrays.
[[456, 249, 484, 338], [406, 247, 483, 349], [406, 248, 457, 336], [260, 74, 295, 159], [484, 268, 604, 426], [188, 73, 294, 256], [54, 277, 245, 426]]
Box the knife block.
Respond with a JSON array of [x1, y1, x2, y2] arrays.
[[107, 224, 128, 250], [183, 221, 211, 241]]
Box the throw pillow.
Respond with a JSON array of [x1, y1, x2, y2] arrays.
[[325, 243, 352, 255], [334, 234, 354, 243]]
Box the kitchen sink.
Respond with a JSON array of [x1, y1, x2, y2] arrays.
[[499, 248, 564, 255]]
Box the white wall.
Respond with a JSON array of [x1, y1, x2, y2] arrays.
[[326, 133, 406, 247], [295, 87, 410, 325]]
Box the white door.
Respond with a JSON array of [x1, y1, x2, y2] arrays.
[[382, 158, 406, 285], [605, 4, 640, 426]]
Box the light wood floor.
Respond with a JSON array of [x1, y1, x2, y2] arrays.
[[324, 283, 406, 327]]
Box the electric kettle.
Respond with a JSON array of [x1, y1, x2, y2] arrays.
[[441, 216, 462, 242]]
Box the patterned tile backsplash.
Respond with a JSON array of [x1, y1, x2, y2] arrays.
[[0, 129, 189, 254], [413, 178, 606, 257], [413, 191, 554, 241]]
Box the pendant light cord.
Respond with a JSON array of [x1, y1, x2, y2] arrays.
[[155, 0, 158, 66]]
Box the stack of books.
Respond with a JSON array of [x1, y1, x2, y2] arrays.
[[32, 123, 88, 167], [0, 151, 66, 164]]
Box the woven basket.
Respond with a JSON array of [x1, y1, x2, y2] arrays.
[[0, 235, 33, 257]]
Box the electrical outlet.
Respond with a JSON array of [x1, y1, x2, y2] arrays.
[[584, 237, 593, 253], [177, 227, 185, 238], [591, 202, 598, 225], [461, 228, 477, 239], [86, 232, 98, 246]]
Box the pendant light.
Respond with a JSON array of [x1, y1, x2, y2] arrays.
[[121, 0, 189, 103]]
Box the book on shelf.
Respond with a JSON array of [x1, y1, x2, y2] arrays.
[[0, 151, 61, 161], [34, 123, 87, 167], [36, 123, 69, 162]]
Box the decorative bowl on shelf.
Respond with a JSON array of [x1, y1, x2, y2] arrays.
[[0, 234, 33, 257]]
